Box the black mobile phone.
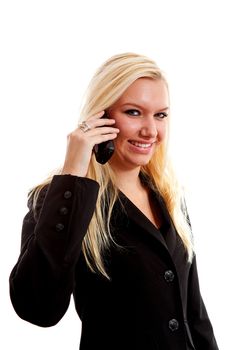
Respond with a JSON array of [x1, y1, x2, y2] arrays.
[[93, 111, 115, 164]]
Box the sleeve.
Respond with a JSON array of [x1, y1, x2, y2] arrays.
[[187, 255, 219, 350], [9, 174, 99, 327]]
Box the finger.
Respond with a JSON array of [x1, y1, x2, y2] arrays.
[[93, 132, 118, 145], [88, 126, 119, 136], [75, 123, 118, 136], [87, 110, 105, 121], [91, 118, 116, 128], [84, 111, 111, 129], [80, 118, 115, 131]]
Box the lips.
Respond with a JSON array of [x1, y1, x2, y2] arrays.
[[128, 140, 154, 148]]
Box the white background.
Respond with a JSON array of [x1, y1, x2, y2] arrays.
[[0, 1, 232, 349]]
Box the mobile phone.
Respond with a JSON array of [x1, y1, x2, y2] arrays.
[[93, 111, 115, 164]]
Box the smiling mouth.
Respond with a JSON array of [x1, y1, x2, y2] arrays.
[[129, 141, 153, 148]]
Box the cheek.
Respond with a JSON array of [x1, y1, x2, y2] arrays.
[[157, 123, 168, 142], [115, 119, 138, 139]]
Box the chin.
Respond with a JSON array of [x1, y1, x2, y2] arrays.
[[126, 156, 153, 168], [110, 150, 154, 170]]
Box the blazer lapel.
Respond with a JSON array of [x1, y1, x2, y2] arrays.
[[118, 189, 178, 257], [150, 189, 178, 256], [118, 190, 167, 250]]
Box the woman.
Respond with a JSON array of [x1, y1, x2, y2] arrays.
[[9, 52, 219, 349]]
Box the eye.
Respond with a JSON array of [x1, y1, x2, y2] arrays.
[[154, 112, 168, 119], [124, 109, 140, 116]]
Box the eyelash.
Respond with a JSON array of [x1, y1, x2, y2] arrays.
[[125, 109, 168, 119]]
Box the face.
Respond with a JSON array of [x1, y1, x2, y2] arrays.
[[108, 77, 169, 171]]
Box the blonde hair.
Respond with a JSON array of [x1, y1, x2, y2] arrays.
[[31, 52, 194, 279]]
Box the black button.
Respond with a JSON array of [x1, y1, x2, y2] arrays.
[[64, 190, 72, 199], [169, 319, 179, 331], [55, 223, 65, 232], [164, 270, 175, 282], [59, 206, 69, 215]]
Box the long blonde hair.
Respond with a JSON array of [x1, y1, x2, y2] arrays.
[[31, 52, 193, 279]]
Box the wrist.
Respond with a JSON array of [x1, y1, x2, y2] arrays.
[[61, 166, 87, 177]]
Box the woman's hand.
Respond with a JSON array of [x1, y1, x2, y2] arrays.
[[61, 111, 119, 177]]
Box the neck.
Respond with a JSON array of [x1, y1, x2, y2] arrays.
[[109, 165, 144, 192]]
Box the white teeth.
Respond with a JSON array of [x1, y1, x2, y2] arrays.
[[130, 141, 152, 148]]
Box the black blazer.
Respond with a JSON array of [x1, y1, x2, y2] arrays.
[[9, 175, 219, 350]]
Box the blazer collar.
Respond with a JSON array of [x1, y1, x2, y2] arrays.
[[118, 189, 177, 257]]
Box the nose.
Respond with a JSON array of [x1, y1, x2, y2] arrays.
[[139, 115, 158, 139]]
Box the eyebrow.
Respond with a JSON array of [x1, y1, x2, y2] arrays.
[[121, 103, 169, 111]]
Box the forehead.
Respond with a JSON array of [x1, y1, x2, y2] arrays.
[[116, 78, 169, 108]]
